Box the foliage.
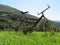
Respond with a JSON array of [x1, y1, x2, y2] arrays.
[[0, 31, 59, 45]]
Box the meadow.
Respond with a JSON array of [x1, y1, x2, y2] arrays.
[[0, 31, 60, 45]]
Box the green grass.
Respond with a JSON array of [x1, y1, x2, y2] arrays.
[[0, 31, 60, 45]]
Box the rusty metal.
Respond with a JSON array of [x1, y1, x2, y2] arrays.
[[7, 5, 50, 34], [29, 5, 50, 31], [38, 5, 50, 15]]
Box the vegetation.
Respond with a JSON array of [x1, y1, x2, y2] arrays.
[[0, 4, 60, 45], [0, 31, 59, 45]]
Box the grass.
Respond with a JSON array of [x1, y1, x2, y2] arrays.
[[0, 31, 60, 45]]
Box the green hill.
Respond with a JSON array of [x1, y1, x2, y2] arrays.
[[0, 4, 38, 31], [0, 4, 38, 18], [0, 4, 59, 31]]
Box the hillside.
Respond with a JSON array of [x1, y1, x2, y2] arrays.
[[0, 4, 59, 31], [0, 4, 38, 31], [0, 4, 38, 18], [54, 21, 60, 26]]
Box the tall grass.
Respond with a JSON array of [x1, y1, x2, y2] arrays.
[[0, 31, 60, 45]]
